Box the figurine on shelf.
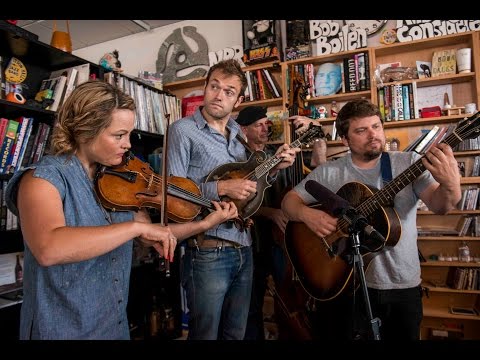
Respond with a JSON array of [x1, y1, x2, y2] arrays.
[[99, 50, 123, 72], [246, 20, 275, 48]]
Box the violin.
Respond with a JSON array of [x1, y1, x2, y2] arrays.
[[94, 151, 244, 226]]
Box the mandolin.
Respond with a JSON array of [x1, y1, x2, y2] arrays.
[[204, 124, 324, 220]]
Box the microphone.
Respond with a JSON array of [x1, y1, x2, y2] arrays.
[[305, 180, 385, 246]]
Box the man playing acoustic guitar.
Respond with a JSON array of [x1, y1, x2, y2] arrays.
[[281, 99, 461, 340]]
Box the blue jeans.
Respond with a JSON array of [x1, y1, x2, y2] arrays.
[[181, 245, 253, 340]]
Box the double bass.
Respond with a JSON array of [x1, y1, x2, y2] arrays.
[[268, 65, 316, 340]]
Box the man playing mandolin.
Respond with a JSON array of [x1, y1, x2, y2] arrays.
[[281, 99, 462, 340], [167, 59, 298, 340]]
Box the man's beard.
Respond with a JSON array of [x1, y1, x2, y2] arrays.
[[363, 146, 384, 161]]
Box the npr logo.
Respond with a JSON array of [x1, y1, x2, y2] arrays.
[[209, 45, 244, 66]]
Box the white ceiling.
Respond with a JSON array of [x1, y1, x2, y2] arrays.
[[16, 20, 183, 51]]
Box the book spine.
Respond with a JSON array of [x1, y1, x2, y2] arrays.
[[9, 116, 30, 172], [0, 118, 9, 146], [15, 118, 34, 172], [364, 51, 371, 90], [402, 85, 410, 120], [0, 120, 20, 174], [262, 69, 281, 98]]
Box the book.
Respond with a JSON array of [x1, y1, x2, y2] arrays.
[[49, 66, 78, 102], [431, 49, 456, 77], [0, 120, 20, 174], [8, 116, 30, 173], [181, 95, 204, 118]]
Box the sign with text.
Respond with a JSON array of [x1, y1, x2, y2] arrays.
[[396, 20, 480, 43], [208, 45, 244, 67], [309, 20, 367, 55]]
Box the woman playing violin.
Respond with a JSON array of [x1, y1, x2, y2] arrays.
[[5, 81, 238, 340]]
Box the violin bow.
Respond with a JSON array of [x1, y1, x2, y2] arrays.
[[161, 113, 171, 277]]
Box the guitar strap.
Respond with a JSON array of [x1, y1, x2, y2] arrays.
[[236, 133, 255, 154], [380, 152, 392, 187]]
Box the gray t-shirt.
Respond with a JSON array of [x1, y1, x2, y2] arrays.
[[294, 151, 435, 290]]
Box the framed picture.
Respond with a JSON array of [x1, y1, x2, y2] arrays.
[[242, 20, 281, 64], [416, 60, 432, 79], [266, 110, 288, 143]]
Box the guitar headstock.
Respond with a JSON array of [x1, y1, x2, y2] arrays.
[[454, 111, 480, 141], [297, 123, 325, 146]]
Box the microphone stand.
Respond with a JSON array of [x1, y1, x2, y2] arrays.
[[348, 213, 382, 340]]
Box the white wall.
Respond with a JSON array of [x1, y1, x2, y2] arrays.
[[74, 20, 242, 77]]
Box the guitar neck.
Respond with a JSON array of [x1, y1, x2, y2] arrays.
[[358, 127, 466, 217], [253, 138, 306, 179]]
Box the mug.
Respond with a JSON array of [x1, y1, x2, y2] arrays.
[[456, 48, 472, 73], [465, 103, 477, 114]]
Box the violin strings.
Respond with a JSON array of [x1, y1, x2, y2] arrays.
[[135, 171, 212, 208]]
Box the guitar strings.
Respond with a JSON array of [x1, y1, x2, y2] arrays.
[[337, 113, 480, 233]]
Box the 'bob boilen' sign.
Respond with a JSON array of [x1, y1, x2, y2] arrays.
[[396, 20, 480, 42], [309, 20, 367, 55]]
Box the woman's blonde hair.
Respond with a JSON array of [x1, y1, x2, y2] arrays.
[[49, 80, 136, 155]]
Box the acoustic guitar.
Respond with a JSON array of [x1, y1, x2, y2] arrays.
[[285, 111, 480, 301], [205, 124, 324, 220]]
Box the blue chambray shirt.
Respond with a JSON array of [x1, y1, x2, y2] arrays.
[[6, 155, 134, 339], [167, 108, 252, 246]]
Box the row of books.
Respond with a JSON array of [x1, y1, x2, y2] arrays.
[[0, 179, 18, 231], [377, 82, 421, 122], [447, 267, 480, 291], [105, 73, 181, 135], [36, 63, 91, 112], [286, 52, 371, 101], [342, 52, 371, 93], [457, 215, 479, 237], [453, 137, 480, 151], [0, 117, 51, 175], [471, 156, 480, 177], [458, 187, 480, 211], [244, 68, 282, 102]]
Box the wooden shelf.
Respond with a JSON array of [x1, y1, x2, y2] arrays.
[[423, 305, 480, 321], [455, 150, 480, 157], [461, 177, 480, 184], [418, 236, 480, 241], [422, 284, 480, 295], [421, 260, 480, 267], [306, 90, 372, 104], [163, 60, 282, 92], [372, 31, 476, 56], [378, 72, 476, 89], [417, 209, 480, 215], [163, 77, 206, 91], [237, 97, 283, 109], [382, 114, 468, 129]]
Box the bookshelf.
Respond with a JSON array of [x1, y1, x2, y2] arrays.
[[371, 31, 480, 340], [163, 60, 285, 144]]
